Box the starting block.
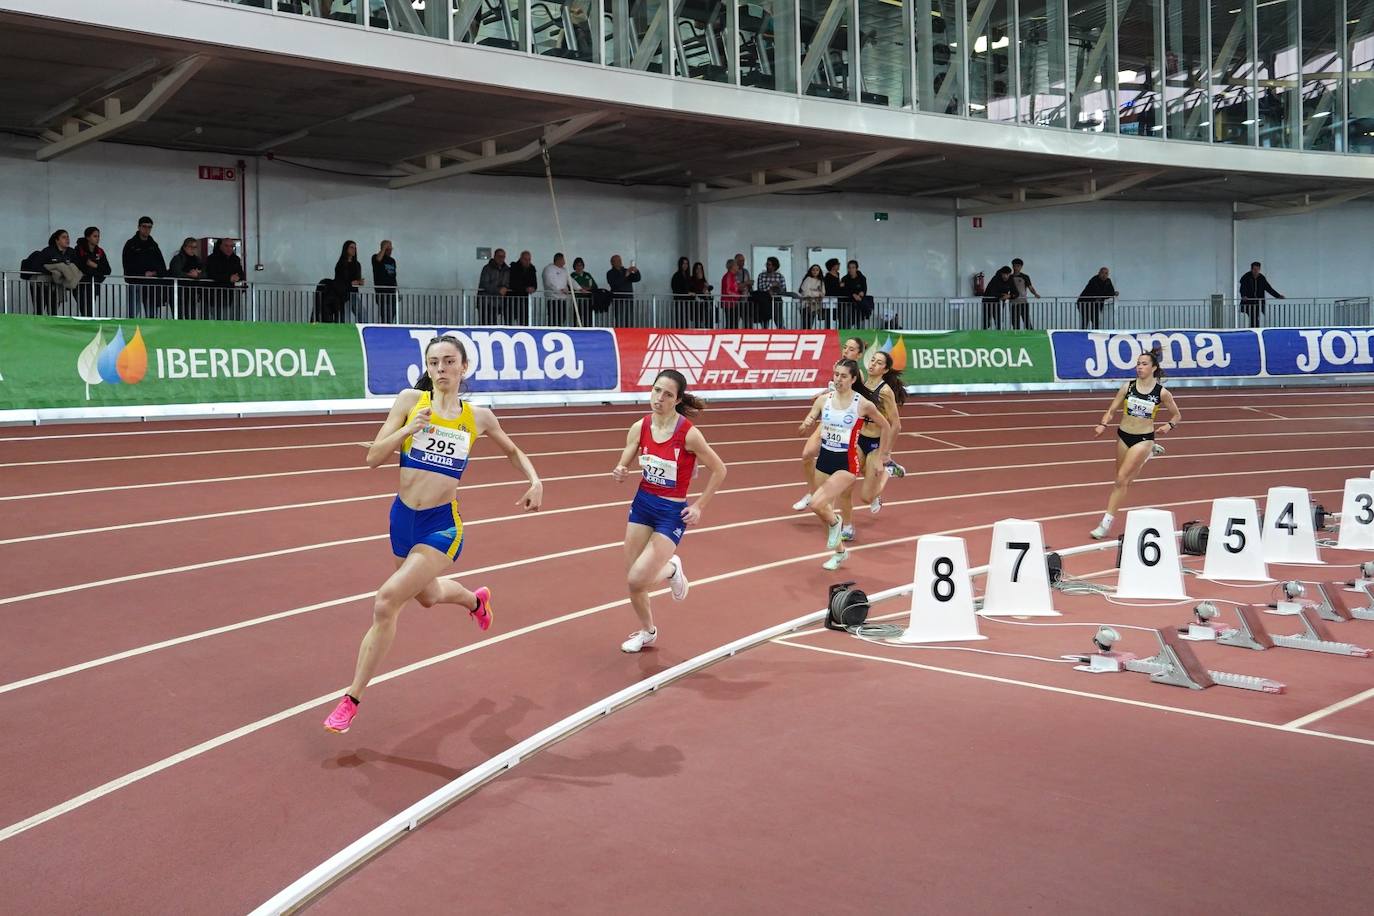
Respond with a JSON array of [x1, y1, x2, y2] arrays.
[[1194, 604, 1373, 657], [1071, 627, 1285, 693]]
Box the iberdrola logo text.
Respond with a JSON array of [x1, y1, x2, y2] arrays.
[[77, 326, 335, 400]]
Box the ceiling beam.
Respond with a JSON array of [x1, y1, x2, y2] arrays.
[[389, 112, 605, 189], [37, 56, 207, 162], [691, 149, 904, 203], [1234, 188, 1373, 220], [957, 171, 1162, 216]]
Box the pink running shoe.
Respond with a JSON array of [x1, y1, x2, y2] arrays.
[[470, 587, 494, 631], [323, 695, 359, 734]]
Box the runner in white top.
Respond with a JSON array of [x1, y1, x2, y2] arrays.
[[793, 336, 865, 512]]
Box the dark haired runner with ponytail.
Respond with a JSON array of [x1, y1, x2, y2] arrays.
[[859, 349, 908, 515], [612, 369, 727, 653], [323, 334, 543, 733], [1088, 347, 1181, 540], [793, 336, 866, 511], [805, 358, 891, 570]]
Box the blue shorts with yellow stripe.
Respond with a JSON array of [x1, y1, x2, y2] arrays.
[[389, 496, 464, 560]]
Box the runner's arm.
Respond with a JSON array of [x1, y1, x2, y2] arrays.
[[475, 407, 543, 509], [799, 393, 826, 432], [612, 421, 641, 482], [682, 426, 727, 522], [1093, 383, 1129, 436], [1156, 389, 1182, 435], [366, 389, 423, 468]]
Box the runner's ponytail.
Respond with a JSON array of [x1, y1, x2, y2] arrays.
[[873, 351, 908, 405]]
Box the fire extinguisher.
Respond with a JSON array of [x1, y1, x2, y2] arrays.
[[972, 271, 985, 296]]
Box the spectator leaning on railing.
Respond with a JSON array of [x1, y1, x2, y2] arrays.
[[839, 259, 869, 328], [1238, 261, 1283, 328], [799, 264, 825, 329], [671, 256, 693, 327], [720, 257, 744, 328], [168, 237, 207, 319], [689, 261, 713, 326], [508, 250, 538, 325], [333, 240, 365, 323], [1076, 267, 1117, 330], [478, 248, 511, 325], [542, 252, 573, 326], [207, 237, 247, 320], [753, 256, 788, 329], [122, 216, 166, 319], [606, 254, 641, 327], [73, 226, 111, 318], [22, 229, 79, 315]]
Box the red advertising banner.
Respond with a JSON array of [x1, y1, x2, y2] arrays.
[[616, 329, 840, 391]]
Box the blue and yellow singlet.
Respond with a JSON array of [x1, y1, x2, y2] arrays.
[[399, 391, 480, 481]]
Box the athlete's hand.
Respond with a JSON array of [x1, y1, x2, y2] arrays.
[[518, 481, 543, 511], [1092, 423, 1106, 438], [611, 464, 629, 483], [798, 415, 816, 433], [681, 503, 702, 526], [1154, 423, 1171, 436], [406, 408, 431, 435]]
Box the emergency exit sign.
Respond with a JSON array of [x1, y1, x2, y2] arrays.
[[198, 166, 237, 181]]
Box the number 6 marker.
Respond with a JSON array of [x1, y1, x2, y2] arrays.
[[897, 535, 985, 643], [1116, 508, 1189, 599], [982, 519, 1060, 617]]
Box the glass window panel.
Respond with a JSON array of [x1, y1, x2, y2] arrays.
[[317, 0, 363, 24], [1068, 0, 1115, 132], [913, 0, 961, 114], [1117, 0, 1162, 136], [1300, 0, 1341, 150], [1211, 2, 1254, 144], [1349, 0, 1374, 152], [801, 0, 855, 100], [674, 1, 728, 80], [1017, 0, 1068, 127], [1163, 0, 1208, 141], [532, 1, 597, 59], [967, 0, 1015, 120], [606, 0, 675, 72], [454, 0, 526, 51], [858, 0, 909, 107], [740, 1, 799, 91], [1255, 0, 1300, 148]]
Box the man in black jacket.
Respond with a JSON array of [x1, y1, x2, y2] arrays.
[[122, 216, 166, 318], [478, 248, 511, 325], [206, 237, 246, 320], [606, 254, 641, 327], [1238, 261, 1283, 328], [506, 250, 538, 326]]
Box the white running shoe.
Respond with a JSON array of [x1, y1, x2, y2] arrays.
[[885, 461, 906, 478], [1089, 524, 1109, 540], [792, 492, 812, 511], [666, 555, 689, 601], [870, 496, 882, 515], [1151, 443, 1166, 457], [621, 628, 658, 653], [826, 513, 844, 550], [822, 550, 848, 571], [841, 524, 855, 542]]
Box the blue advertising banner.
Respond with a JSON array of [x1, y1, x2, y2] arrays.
[[1261, 327, 1374, 376], [1051, 329, 1263, 380], [361, 325, 620, 396]]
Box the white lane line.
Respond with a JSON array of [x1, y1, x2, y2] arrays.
[[1281, 686, 1374, 731], [1, 485, 1346, 844], [3, 464, 1360, 606], [771, 640, 1374, 750], [6, 420, 382, 441], [918, 434, 966, 449], [0, 486, 1339, 698], [8, 407, 1372, 472], [5, 442, 1348, 545]]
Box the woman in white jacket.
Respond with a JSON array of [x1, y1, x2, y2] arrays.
[[798, 264, 825, 329]]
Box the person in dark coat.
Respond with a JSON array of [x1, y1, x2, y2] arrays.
[[25, 229, 78, 315], [73, 226, 111, 317], [206, 237, 247, 320], [332, 239, 365, 322], [605, 254, 642, 327], [1077, 267, 1118, 330], [839, 259, 869, 328], [121, 216, 166, 318], [371, 240, 398, 324], [478, 248, 511, 325], [168, 237, 208, 319], [982, 266, 1014, 330], [1238, 261, 1283, 328], [505, 250, 538, 325]]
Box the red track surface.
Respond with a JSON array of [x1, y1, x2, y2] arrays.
[[2, 389, 1374, 913]]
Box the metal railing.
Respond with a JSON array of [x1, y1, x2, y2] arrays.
[[3, 274, 1369, 331]]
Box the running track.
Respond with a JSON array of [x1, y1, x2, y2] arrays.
[[2, 388, 1373, 913]]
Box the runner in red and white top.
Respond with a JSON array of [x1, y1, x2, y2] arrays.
[[611, 369, 728, 653]]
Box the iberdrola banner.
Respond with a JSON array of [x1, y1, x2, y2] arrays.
[[842, 329, 1055, 385], [0, 313, 365, 409]]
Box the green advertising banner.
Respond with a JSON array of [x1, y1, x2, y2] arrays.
[[0, 313, 365, 410], [842, 329, 1055, 385]]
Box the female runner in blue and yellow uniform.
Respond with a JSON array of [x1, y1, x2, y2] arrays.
[[612, 369, 728, 653], [1089, 347, 1181, 540], [803, 358, 891, 570], [324, 334, 543, 733]]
